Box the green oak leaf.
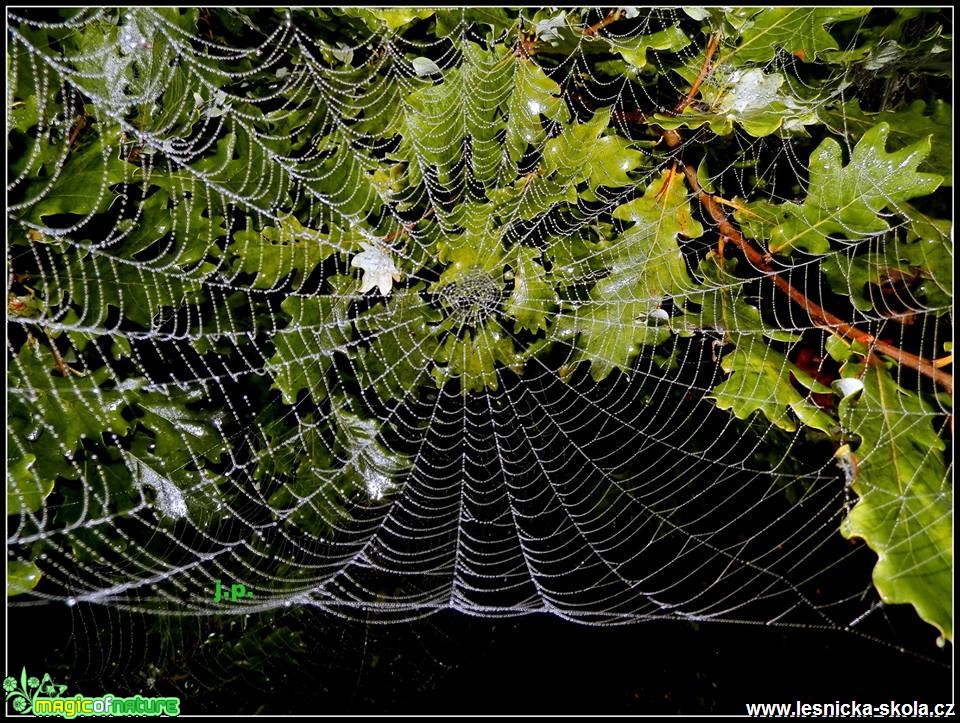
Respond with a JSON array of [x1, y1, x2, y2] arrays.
[[899, 208, 953, 312], [139, 61, 200, 137], [540, 107, 645, 197], [119, 189, 226, 268], [609, 26, 691, 69], [268, 397, 408, 531], [486, 104, 643, 218], [838, 360, 952, 642], [267, 424, 343, 532], [355, 285, 441, 402], [7, 560, 42, 597], [738, 123, 942, 255], [397, 50, 567, 179], [504, 59, 569, 164], [395, 46, 568, 186], [711, 335, 836, 434], [434, 8, 517, 38], [228, 215, 335, 290], [488, 171, 579, 222], [342, 8, 435, 30], [729, 7, 871, 63], [536, 15, 689, 66], [399, 67, 471, 186], [182, 131, 292, 212], [556, 169, 702, 381], [822, 99, 952, 185], [432, 321, 519, 392], [23, 134, 129, 225], [8, 343, 143, 549], [462, 42, 516, 185], [329, 394, 409, 500], [306, 139, 383, 219], [9, 341, 139, 452], [136, 388, 226, 468], [8, 367, 80, 516], [6, 449, 52, 514], [545, 225, 615, 288], [9, 93, 40, 133], [266, 276, 354, 405], [680, 254, 802, 343], [504, 247, 555, 333], [822, 205, 951, 315], [434, 201, 504, 274], [821, 252, 888, 314], [45, 250, 210, 329]]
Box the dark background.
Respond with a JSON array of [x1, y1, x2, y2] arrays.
[[8, 599, 952, 715]]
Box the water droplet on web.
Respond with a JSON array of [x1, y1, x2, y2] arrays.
[[119, 23, 149, 54]]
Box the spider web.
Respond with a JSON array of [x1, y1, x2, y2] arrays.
[[6, 5, 952, 648]]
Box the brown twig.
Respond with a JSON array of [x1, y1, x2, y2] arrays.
[[658, 34, 721, 148], [67, 113, 87, 148], [383, 206, 435, 245], [611, 109, 648, 124], [383, 224, 411, 245], [44, 329, 73, 377], [657, 29, 952, 395], [512, 22, 542, 59], [583, 9, 624, 37], [673, 33, 721, 115], [679, 163, 953, 395]]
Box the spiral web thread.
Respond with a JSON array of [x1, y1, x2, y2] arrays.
[[6, 6, 952, 638]]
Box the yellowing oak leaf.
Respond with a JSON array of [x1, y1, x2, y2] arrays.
[[351, 242, 402, 295]]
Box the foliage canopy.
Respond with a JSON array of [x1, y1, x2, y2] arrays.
[[7, 7, 953, 647]]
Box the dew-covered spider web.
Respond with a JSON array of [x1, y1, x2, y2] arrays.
[[7, 6, 952, 648]]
